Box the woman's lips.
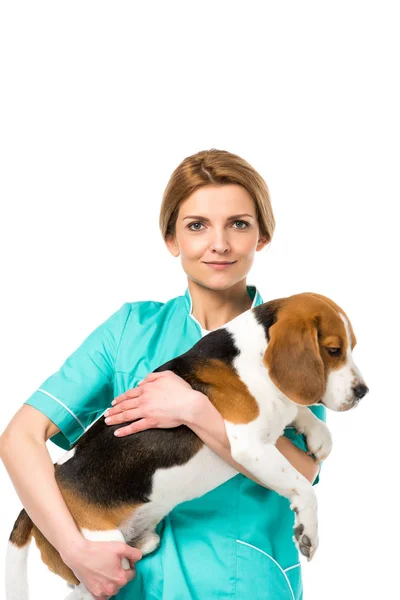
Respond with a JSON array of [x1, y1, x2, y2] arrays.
[[203, 261, 236, 270]]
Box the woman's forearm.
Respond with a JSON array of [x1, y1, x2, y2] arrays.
[[0, 432, 86, 563], [184, 391, 320, 484]]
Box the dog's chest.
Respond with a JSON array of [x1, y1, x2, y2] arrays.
[[226, 313, 298, 439]]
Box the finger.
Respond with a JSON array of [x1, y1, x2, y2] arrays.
[[111, 387, 142, 406], [111, 387, 143, 406], [106, 398, 140, 417], [114, 418, 157, 437], [126, 566, 136, 581], [119, 564, 136, 579], [119, 544, 143, 563], [105, 408, 142, 425]]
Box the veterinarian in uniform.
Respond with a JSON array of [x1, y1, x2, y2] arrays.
[[24, 284, 326, 600], [2, 149, 328, 599]]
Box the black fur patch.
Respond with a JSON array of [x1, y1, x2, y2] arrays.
[[56, 419, 203, 505], [252, 300, 281, 341], [55, 329, 240, 507]]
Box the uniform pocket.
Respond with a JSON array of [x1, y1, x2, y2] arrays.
[[235, 540, 299, 600]]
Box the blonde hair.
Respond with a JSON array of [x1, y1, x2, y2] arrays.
[[159, 148, 275, 243]]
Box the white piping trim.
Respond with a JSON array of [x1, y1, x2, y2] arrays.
[[284, 562, 301, 573], [187, 291, 204, 333], [189, 311, 210, 333], [37, 388, 86, 432], [236, 540, 295, 600]]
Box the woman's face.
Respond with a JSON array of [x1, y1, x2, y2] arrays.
[[166, 184, 269, 291]]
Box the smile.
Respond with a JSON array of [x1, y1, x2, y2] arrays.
[[203, 261, 236, 270]]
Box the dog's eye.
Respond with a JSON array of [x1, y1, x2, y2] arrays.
[[326, 347, 341, 357]]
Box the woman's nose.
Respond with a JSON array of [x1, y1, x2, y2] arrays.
[[210, 231, 231, 253]]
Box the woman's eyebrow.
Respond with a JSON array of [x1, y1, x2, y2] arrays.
[[182, 213, 255, 222]]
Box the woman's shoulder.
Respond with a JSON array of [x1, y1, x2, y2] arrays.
[[112, 292, 186, 334], [122, 292, 186, 319]]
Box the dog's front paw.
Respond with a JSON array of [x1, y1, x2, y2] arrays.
[[290, 494, 319, 561], [304, 421, 333, 463], [138, 532, 160, 555]]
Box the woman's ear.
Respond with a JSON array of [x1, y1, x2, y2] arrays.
[[263, 316, 325, 405], [256, 235, 269, 252], [165, 234, 180, 257]]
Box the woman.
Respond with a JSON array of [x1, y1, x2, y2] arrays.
[[0, 148, 325, 599]]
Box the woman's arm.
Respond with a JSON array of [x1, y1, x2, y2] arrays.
[[0, 405, 140, 598]]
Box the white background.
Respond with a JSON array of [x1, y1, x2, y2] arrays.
[[0, 2, 398, 598]]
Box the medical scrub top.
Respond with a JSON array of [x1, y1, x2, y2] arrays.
[[24, 285, 326, 600]]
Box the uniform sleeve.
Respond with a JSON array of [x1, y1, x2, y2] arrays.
[[283, 404, 327, 486], [24, 302, 132, 451]]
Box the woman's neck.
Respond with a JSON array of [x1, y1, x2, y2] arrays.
[[189, 279, 253, 331]]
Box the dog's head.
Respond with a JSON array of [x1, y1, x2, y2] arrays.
[[262, 292, 368, 411]]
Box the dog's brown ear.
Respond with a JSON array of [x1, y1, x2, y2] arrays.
[[263, 316, 325, 405]]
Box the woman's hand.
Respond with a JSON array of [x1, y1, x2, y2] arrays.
[[62, 538, 142, 599], [104, 370, 198, 437]]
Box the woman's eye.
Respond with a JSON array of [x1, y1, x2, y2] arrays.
[[233, 220, 249, 229], [188, 222, 204, 231], [326, 347, 341, 357]]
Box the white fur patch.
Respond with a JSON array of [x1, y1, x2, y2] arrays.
[[5, 542, 29, 600], [120, 444, 237, 544], [323, 313, 367, 411], [225, 310, 298, 443]]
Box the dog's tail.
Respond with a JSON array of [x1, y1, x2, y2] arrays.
[[6, 508, 33, 600]]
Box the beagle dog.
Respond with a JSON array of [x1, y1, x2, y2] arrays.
[[6, 292, 368, 600]]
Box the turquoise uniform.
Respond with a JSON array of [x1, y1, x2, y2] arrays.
[[24, 285, 326, 599]]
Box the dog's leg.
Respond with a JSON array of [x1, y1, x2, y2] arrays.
[[134, 531, 161, 555], [225, 421, 318, 561], [292, 406, 333, 462], [120, 502, 166, 556]]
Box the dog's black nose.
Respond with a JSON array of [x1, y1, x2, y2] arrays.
[[352, 383, 369, 399]]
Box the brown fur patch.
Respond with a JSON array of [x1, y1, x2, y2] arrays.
[[194, 358, 259, 423], [31, 526, 80, 585], [305, 292, 357, 348], [9, 509, 32, 546], [59, 486, 139, 531]]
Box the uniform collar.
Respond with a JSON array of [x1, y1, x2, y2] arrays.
[[183, 284, 264, 317]]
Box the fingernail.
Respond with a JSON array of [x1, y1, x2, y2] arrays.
[[114, 430, 121, 436], [104, 410, 109, 416], [105, 417, 111, 424], [111, 400, 116, 405]]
